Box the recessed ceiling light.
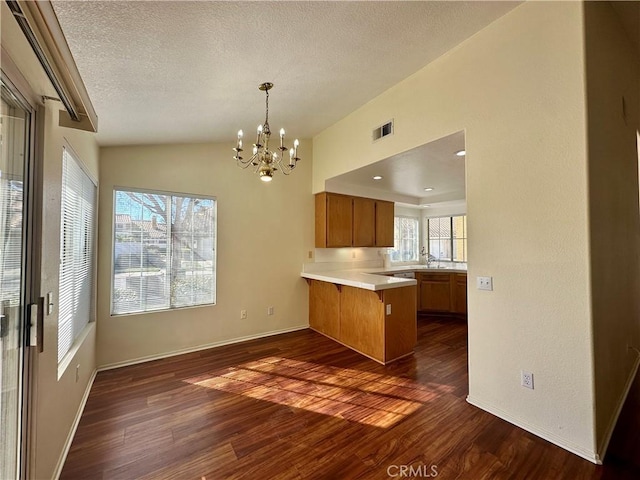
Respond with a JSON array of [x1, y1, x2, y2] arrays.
[[455, 150, 466, 156], [424, 187, 434, 192], [372, 175, 383, 180]]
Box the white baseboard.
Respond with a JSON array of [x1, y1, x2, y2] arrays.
[[466, 394, 600, 464], [97, 324, 309, 372], [53, 368, 97, 480], [596, 354, 640, 461]]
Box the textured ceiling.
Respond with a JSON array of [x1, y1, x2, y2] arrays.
[[51, 0, 520, 146]]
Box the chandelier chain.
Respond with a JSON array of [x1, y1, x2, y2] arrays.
[[265, 88, 269, 126]]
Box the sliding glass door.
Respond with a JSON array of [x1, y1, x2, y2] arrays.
[[0, 80, 33, 479]]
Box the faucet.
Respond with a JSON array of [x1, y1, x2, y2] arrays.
[[420, 247, 435, 265]]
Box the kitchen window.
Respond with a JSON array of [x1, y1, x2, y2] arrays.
[[111, 188, 216, 315], [391, 216, 419, 262], [426, 215, 467, 262]]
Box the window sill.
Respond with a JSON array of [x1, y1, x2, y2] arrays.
[[109, 301, 216, 318], [57, 321, 95, 381]]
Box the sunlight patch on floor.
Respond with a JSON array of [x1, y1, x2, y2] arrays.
[[184, 357, 454, 428]]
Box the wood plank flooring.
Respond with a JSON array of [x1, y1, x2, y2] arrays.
[[61, 317, 640, 479]]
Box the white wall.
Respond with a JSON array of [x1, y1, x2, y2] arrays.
[[97, 142, 314, 367], [584, 1, 640, 454], [1, 3, 100, 477], [313, 1, 597, 461]]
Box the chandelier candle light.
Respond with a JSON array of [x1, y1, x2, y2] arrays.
[[233, 82, 300, 182]]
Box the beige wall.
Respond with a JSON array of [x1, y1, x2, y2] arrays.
[[313, 1, 598, 460], [2, 3, 100, 478], [97, 142, 314, 367], [37, 100, 99, 480], [584, 2, 640, 453]]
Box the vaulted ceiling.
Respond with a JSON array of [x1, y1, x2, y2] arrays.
[[52, 1, 520, 146]]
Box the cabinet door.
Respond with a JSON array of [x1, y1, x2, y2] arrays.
[[375, 200, 395, 247], [326, 193, 353, 247], [309, 280, 340, 339], [418, 273, 452, 312], [352, 197, 375, 247], [452, 274, 468, 314]]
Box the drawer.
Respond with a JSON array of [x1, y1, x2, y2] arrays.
[[418, 273, 451, 283]]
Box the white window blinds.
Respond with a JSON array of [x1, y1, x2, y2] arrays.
[[111, 189, 216, 315], [58, 147, 96, 363]]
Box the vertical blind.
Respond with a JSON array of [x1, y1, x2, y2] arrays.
[[58, 147, 96, 363]]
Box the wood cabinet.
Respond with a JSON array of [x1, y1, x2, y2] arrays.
[[418, 273, 452, 312], [315, 192, 353, 247], [315, 193, 394, 248], [352, 197, 375, 247], [308, 280, 417, 364], [375, 200, 394, 247], [417, 272, 467, 315], [452, 273, 468, 314]]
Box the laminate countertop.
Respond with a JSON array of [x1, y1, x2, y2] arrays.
[[301, 264, 467, 291]]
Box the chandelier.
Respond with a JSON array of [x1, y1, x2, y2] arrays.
[[233, 82, 300, 182]]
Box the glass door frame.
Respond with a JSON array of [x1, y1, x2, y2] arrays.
[[1, 56, 41, 480]]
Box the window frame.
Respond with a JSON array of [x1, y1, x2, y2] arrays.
[[391, 215, 420, 264], [425, 214, 467, 263], [110, 186, 217, 316]]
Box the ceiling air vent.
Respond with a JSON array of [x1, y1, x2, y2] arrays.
[[372, 120, 394, 142]]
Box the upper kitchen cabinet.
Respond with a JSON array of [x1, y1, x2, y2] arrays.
[[315, 192, 353, 247], [353, 197, 376, 247], [315, 192, 394, 248], [375, 200, 394, 247]]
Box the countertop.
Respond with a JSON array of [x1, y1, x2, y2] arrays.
[[301, 263, 467, 291]]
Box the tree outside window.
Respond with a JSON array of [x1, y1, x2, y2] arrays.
[[111, 189, 216, 315]]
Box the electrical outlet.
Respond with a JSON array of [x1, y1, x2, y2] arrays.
[[308, 250, 313, 259], [477, 276, 493, 291], [240, 309, 247, 319], [521, 370, 534, 389], [352, 250, 356, 259], [267, 306, 274, 316], [386, 304, 392, 315]]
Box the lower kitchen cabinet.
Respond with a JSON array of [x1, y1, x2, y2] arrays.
[[307, 279, 416, 364], [418, 272, 467, 315], [452, 273, 468, 314], [418, 273, 452, 312]]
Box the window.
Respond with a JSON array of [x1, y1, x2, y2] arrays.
[[58, 147, 97, 363], [391, 216, 419, 262], [426, 215, 467, 262], [112, 189, 216, 315]]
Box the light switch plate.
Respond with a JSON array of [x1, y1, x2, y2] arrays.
[[477, 276, 493, 291]]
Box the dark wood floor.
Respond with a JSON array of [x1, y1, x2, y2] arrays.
[[61, 316, 640, 479]]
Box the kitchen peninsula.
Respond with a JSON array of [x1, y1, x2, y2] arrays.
[[302, 264, 467, 364], [302, 270, 417, 364]]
